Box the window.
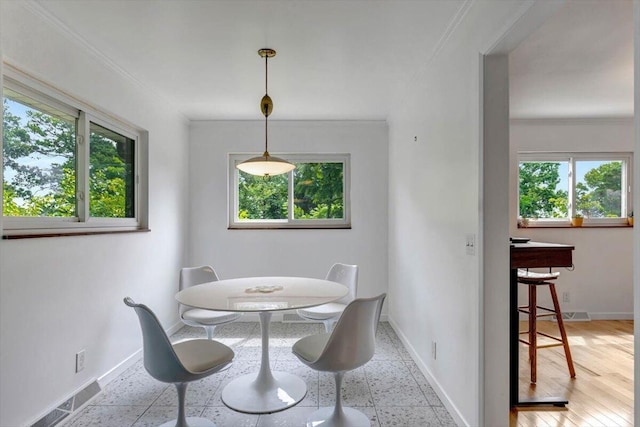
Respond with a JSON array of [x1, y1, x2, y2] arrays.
[[229, 153, 350, 228], [518, 152, 632, 226], [2, 68, 147, 236]]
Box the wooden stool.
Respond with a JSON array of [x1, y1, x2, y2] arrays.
[[517, 269, 576, 383]]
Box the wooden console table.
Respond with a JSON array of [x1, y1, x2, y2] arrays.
[[510, 241, 575, 408]]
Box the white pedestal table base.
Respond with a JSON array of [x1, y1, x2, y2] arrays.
[[158, 417, 216, 427], [221, 311, 307, 414], [221, 371, 307, 414]]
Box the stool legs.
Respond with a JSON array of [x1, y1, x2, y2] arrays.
[[548, 283, 576, 379], [522, 282, 576, 383], [528, 284, 537, 383]]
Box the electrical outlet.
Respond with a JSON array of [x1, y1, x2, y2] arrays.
[[432, 341, 437, 360], [562, 292, 570, 303], [76, 350, 85, 373]]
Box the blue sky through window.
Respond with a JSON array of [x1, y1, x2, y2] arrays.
[[3, 97, 70, 200]]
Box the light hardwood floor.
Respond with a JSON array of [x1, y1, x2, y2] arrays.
[[510, 320, 633, 427]]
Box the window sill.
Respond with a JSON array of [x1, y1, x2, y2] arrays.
[[2, 228, 151, 239], [518, 224, 632, 229], [228, 225, 352, 230]]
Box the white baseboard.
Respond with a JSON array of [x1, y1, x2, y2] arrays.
[[387, 316, 467, 427], [518, 311, 633, 321], [588, 312, 633, 320], [97, 349, 141, 388], [98, 320, 184, 387]]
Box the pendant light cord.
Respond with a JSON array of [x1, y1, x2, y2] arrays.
[[265, 54, 269, 94], [264, 54, 269, 154]]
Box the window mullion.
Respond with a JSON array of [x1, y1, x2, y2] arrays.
[[623, 156, 630, 215], [77, 112, 90, 222], [568, 157, 576, 217], [288, 169, 295, 221]]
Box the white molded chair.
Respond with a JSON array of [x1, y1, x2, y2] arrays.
[[296, 263, 358, 332], [124, 297, 234, 427], [292, 294, 386, 427], [179, 266, 242, 339]]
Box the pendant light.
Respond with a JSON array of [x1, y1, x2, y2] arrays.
[[236, 48, 295, 177]]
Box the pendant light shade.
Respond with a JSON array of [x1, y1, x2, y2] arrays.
[[236, 151, 295, 176], [237, 49, 295, 177]]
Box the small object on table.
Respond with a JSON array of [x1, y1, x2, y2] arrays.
[[245, 285, 284, 293]]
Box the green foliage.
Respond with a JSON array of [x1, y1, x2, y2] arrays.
[[3, 97, 133, 218], [293, 163, 343, 219], [575, 162, 622, 218], [518, 162, 568, 218], [3, 99, 74, 204], [520, 160, 625, 220], [3, 182, 26, 216], [238, 172, 288, 219], [89, 128, 134, 218], [237, 162, 344, 221]]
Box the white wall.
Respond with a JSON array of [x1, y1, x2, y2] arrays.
[[386, 2, 534, 426], [482, 54, 511, 427], [0, 3, 190, 426], [509, 119, 634, 318], [188, 121, 388, 312]]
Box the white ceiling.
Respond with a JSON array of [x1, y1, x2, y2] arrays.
[[509, 0, 633, 119], [32, 0, 633, 121], [33, 0, 465, 120]]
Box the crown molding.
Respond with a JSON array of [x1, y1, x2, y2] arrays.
[[20, 0, 189, 123], [391, 0, 473, 115]]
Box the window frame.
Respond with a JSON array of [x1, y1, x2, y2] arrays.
[[228, 153, 351, 229], [518, 151, 633, 227], [2, 65, 148, 237]]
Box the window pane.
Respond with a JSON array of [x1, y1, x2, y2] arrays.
[[89, 122, 135, 218], [238, 171, 288, 220], [518, 161, 569, 218], [3, 96, 76, 217], [575, 160, 623, 218], [293, 162, 344, 219]]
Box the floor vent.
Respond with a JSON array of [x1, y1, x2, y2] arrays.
[[31, 380, 101, 427], [554, 311, 591, 322], [282, 313, 313, 323]]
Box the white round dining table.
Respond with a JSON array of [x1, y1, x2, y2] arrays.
[[175, 276, 348, 414]]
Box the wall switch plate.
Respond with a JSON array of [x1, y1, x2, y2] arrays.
[[465, 234, 476, 255]]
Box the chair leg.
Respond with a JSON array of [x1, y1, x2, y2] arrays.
[[305, 371, 370, 427], [163, 382, 216, 427], [175, 382, 188, 427], [322, 319, 334, 333], [549, 284, 576, 378], [528, 284, 537, 383], [205, 326, 216, 340], [331, 371, 346, 420]]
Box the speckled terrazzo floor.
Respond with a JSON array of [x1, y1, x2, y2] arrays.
[[61, 322, 456, 427]]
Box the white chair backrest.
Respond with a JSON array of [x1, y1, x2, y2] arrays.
[[124, 297, 191, 383], [310, 293, 386, 372], [326, 263, 358, 305], [179, 266, 219, 317], [179, 265, 219, 291]]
